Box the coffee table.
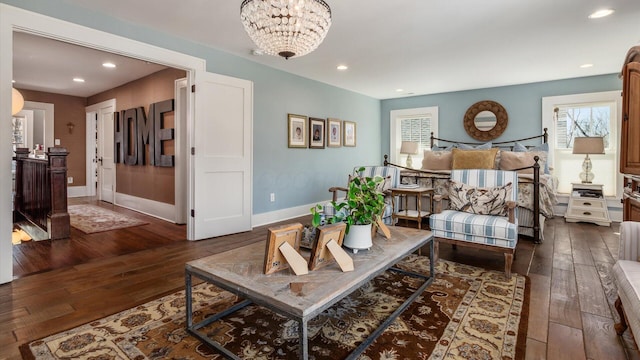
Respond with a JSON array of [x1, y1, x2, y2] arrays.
[[185, 226, 434, 360]]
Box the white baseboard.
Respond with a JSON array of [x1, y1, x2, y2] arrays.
[[252, 200, 329, 228], [115, 192, 176, 223], [67, 186, 88, 198]]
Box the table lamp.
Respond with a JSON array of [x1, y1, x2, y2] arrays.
[[572, 136, 604, 184], [400, 141, 419, 168]]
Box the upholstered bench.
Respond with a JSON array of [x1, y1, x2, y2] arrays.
[[613, 221, 640, 343]]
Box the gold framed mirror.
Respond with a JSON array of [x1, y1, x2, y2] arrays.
[[463, 100, 508, 141]]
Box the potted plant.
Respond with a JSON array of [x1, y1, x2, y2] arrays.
[[311, 167, 386, 252]]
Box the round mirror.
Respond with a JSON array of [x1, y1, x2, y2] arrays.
[[463, 100, 508, 141]]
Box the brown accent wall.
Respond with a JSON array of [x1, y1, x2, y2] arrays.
[[17, 89, 87, 187], [88, 68, 186, 205]]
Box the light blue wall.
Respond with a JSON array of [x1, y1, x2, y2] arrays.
[[2, 0, 382, 215], [380, 74, 623, 158]]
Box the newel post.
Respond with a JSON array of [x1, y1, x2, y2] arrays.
[[47, 147, 70, 239]]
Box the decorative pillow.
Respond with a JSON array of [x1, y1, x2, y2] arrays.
[[431, 144, 456, 151], [451, 148, 499, 169], [458, 141, 492, 150], [499, 150, 548, 174], [449, 179, 513, 216], [421, 150, 452, 170], [514, 142, 550, 174]]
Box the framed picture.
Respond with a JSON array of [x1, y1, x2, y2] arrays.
[[308, 223, 347, 271], [343, 121, 356, 147], [327, 118, 342, 147], [263, 223, 304, 274], [288, 114, 308, 148], [309, 118, 325, 149]]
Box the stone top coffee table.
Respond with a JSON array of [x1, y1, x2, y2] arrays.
[[185, 226, 434, 360]]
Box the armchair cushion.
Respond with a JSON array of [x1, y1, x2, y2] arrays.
[[430, 210, 518, 248], [448, 180, 513, 216]]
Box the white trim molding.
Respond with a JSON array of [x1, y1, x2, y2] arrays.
[[115, 192, 176, 223]]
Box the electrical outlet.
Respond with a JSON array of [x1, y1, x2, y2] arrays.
[[54, 139, 61, 145], [270, 193, 275, 202], [67, 177, 73, 184]]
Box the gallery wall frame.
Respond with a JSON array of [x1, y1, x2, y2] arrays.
[[309, 117, 325, 149], [288, 113, 308, 148], [343, 120, 357, 147], [327, 118, 342, 147]]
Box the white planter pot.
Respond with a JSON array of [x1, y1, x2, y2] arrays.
[[343, 223, 373, 253]]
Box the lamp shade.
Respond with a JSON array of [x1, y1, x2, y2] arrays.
[[12, 88, 24, 115], [400, 141, 419, 154], [572, 137, 604, 155]]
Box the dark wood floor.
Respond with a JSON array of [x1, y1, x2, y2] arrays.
[[1, 201, 637, 359]]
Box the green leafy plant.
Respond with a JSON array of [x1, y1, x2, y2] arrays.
[[311, 167, 386, 233]]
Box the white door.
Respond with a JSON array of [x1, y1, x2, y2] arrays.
[[190, 72, 253, 240], [95, 100, 116, 203]]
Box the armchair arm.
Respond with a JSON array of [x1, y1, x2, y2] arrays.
[[433, 194, 448, 214], [328, 186, 348, 202], [619, 221, 640, 261], [506, 200, 516, 223]]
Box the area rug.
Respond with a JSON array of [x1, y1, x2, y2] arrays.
[[68, 204, 148, 234], [21, 257, 529, 359]]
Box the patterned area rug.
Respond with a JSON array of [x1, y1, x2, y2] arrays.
[[21, 257, 529, 359], [68, 204, 148, 234]]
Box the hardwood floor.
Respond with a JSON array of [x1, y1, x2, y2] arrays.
[[1, 204, 637, 359]]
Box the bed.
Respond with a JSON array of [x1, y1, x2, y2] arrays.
[[384, 129, 557, 244]]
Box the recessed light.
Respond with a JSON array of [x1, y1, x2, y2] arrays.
[[102, 62, 116, 68], [11, 80, 15, 83], [395, 88, 404, 92], [580, 63, 594, 68], [588, 9, 614, 19], [337, 65, 348, 71], [73, 78, 85, 83]]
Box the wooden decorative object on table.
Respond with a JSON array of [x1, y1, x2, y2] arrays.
[[263, 223, 305, 274], [308, 223, 351, 271]]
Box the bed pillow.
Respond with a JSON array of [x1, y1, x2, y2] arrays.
[[431, 144, 456, 151], [421, 150, 452, 170], [499, 150, 548, 174], [451, 148, 499, 169], [449, 179, 512, 216], [458, 141, 492, 150], [514, 142, 550, 174]]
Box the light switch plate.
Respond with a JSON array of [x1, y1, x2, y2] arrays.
[[55, 139, 61, 145]]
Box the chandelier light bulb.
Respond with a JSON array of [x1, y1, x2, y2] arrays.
[[240, 0, 332, 59]]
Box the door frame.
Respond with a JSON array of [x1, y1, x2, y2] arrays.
[[85, 99, 116, 200], [0, 3, 207, 284]]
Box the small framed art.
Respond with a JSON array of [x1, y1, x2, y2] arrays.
[[309, 117, 325, 149], [308, 222, 347, 271], [327, 118, 342, 147], [343, 121, 356, 147], [263, 223, 304, 274], [288, 114, 308, 148]]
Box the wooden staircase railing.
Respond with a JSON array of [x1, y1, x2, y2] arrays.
[[14, 147, 70, 240]]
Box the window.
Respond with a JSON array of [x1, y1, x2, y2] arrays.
[[542, 91, 621, 197], [390, 106, 438, 168]]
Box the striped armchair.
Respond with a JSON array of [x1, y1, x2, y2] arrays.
[[613, 221, 640, 344], [322, 166, 400, 226], [429, 169, 519, 278]]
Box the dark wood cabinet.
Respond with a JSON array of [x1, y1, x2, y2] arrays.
[[621, 57, 640, 221], [621, 62, 640, 174]]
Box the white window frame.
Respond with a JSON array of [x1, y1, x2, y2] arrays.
[[389, 106, 438, 168], [542, 90, 622, 202]]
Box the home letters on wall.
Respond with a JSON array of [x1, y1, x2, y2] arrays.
[[114, 99, 175, 167]]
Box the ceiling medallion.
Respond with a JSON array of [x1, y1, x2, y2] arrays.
[[240, 0, 332, 60]]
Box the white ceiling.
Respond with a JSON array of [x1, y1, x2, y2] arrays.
[[14, 0, 640, 99]]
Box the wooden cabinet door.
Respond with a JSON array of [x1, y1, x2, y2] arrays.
[[621, 62, 640, 174]]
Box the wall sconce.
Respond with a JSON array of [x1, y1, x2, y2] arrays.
[[12, 88, 24, 115], [67, 122, 75, 134]]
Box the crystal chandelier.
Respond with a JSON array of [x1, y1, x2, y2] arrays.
[[240, 0, 332, 60]]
